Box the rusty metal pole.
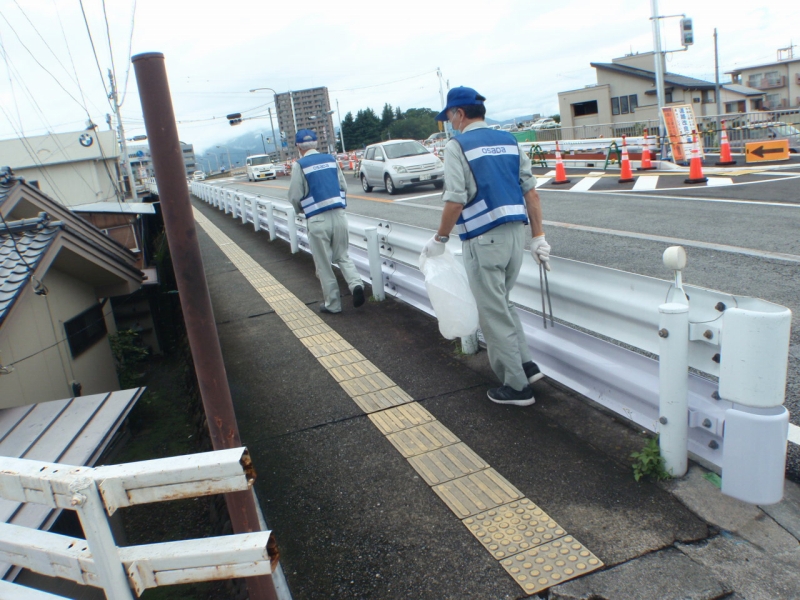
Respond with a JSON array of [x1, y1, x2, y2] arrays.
[[131, 52, 278, 600]]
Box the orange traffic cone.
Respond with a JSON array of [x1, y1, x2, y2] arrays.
[[637, 133, 656, 171], [349, 153, 355, 170], [550, 141, 571, 185], [684, 131, 708, 184], [715, 121, 736, 166], [619, 135, 635, 183]]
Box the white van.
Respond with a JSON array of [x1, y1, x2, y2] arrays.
[[246, 155, 277, 181]]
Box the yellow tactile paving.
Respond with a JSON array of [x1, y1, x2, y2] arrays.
[[407, 443, 489, 486], [463, 499, 567, 559], [350, 387, 415, 413], [385, 421, 460, 457], [432, 469, 524, 518], [500, 536, 604, 595], [193, 205, 603, 596], [368, 403, 436, 435]]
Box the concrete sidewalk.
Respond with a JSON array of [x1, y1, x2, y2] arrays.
[[192, 197, 800, 600]]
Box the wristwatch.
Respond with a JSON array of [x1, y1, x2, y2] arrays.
[[435, 234, 450, 243]]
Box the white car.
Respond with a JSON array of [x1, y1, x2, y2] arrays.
[[192, 171, 206, 181], [359, 139, 444, 195], [246, 155, 277, 181], [531, 118, 560, 130]]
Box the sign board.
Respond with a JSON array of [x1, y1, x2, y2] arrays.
[[661, 104, 703, 162], [745, 139, 790, 163]]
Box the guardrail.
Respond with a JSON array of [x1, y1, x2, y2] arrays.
[[0, 448, 273, 598], [185, 180, 793, 505]]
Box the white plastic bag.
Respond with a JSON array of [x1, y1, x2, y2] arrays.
[[419, 248, 479, 339]]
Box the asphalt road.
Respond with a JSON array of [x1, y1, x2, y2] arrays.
[[216, 167, 800, 478]]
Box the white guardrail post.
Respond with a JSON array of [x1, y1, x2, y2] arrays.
[[186, 183, 794, 504], [0, 448, 273, 597], [365, 227, 385, 301]]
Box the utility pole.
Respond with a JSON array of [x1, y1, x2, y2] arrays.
[[268, 107, 280, 162], [108, 69, 138, 201], [714, 28, 723, 138], [650, 0, 666, 159], [437, 68, 452, 138], [336, 99, 346, 153]]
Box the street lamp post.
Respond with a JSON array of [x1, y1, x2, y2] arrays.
[[256, 133, 267, 154], [336, 99, 346, 153], [205, 152, 219, 173], [249, 88, 282, 161], [309, 110, 336, 154], [216, 145, 232, 170]]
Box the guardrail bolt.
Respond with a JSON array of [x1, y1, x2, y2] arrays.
[[712, 353, 721, 363], [702, 418, 712, 428], [708, 440, 720, 450], [711, 391, 721, 400], [715, 302, 726, 312], [703, 330, 714, 340], [659, 416, 668, 424], [658, 328, 669, 338]]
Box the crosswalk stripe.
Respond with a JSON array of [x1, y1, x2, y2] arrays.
[[632, 176, 659, 191], [569, 176, 602, 192], [705, 177, 734, 187], [535, 177, 552, 188]]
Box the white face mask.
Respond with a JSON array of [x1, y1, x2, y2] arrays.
[[448, 109, 462, 133]]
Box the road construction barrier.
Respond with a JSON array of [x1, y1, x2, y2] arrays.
[[716, 121, 736, 166], [618, 135, 635, 183], [188, 181, 794, 505], [638, 133, 656, 171], [551, 141, 570, 184], [685, 131, 708, 184]]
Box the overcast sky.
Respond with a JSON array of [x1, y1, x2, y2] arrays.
[[1, 0, 798, 156]]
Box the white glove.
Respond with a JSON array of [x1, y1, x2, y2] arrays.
[[421, 235, 446, 259], [530, 235, 551, 271]]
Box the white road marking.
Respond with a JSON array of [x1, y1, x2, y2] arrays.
[[545, 220, 800, 263], [542, 187, 800, 208], [632, 176, 659, 191], [569, 176, 603, 192], [393, 192, 443, 202], [789, 423, 800, 445], [705, 177, 734, 187], [535, 177, 553, 188]]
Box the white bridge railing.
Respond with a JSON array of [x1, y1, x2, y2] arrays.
[[186, 181, 793, 505], [0, 448, 273, 598]]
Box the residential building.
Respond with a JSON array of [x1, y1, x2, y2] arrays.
[[0, 171, 143, 408], [0, 130, 120, 208], [726, 47, 800, 111], [558, 52, 763, 132], [275, 87, 335, 158]]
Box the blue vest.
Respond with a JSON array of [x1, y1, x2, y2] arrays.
[[452, 129, 527, 240], [297, 153, 346, 217]]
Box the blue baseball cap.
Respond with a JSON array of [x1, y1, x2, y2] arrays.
[[295, 129, 318, 144], [435, 86, 485, 121]]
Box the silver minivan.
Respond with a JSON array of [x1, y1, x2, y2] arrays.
[[359, 139, 444, 194]]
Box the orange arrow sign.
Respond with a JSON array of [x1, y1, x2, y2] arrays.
[[745, 139, 790, 163]]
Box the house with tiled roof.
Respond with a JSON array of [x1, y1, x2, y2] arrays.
[[0, 169, 143, 408], [557, 52, 765, 131]]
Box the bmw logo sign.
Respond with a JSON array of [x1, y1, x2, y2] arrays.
[[79, 134, 94, 147]]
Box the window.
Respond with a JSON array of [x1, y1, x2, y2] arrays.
[[620, 96, 629, 114], [611, 97, 620, 115], [629, 94, 638, 112], [702, 90, 715, 104], [64, 304, 108, 359], [766, 93, 781, 108], [665, 90, 673, 103], [572, 100, 598, 117], [365, 147, 375, 160], [374, 147, 385, 160], [747, 73, 761, 88]]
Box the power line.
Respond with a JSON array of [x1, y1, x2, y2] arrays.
[[101, 0, 118, 103], [330, 69, 436, 93], [78, 0, 114, 109], [119, 0, 137, 108]]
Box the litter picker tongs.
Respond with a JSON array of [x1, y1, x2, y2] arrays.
[[539, 262, 554, 328]]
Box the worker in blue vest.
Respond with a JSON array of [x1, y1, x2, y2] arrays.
[[288, 129, 365, 313], [421, 87, 550, 406]]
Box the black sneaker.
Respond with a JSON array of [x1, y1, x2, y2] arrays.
[[523, 361, 544, 384], [352, 285, 365, 308], [487, 385, 535, 407], [319, 305, 340, 314]]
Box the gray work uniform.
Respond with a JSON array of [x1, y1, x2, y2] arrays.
[[288, 150, 362, 312], [442, 121, 537, 391]]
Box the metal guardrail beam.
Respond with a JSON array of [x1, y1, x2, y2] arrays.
[[189, 182, 793, 491]]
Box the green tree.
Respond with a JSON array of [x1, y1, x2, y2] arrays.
[[341, 112, 355, 152], [388, 107, 439, 140], [381, 103, 394, 132], [351, 108, 382, 148]]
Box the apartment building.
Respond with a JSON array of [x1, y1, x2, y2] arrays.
[[128, 142, 197, 180], [726, 47, 800, 111], [275, 87, 335, 158]]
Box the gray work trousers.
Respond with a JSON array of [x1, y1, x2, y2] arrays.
[[462, 221, 533, 391], [307, 208, 362, 312]]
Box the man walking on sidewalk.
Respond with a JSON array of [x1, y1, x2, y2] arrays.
[[289, 129, 365, 313], [421, 87, 551, 406]]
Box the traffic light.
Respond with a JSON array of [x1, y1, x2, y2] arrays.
[[227, 113, 243, 126], [680, 18, 693, 46]]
